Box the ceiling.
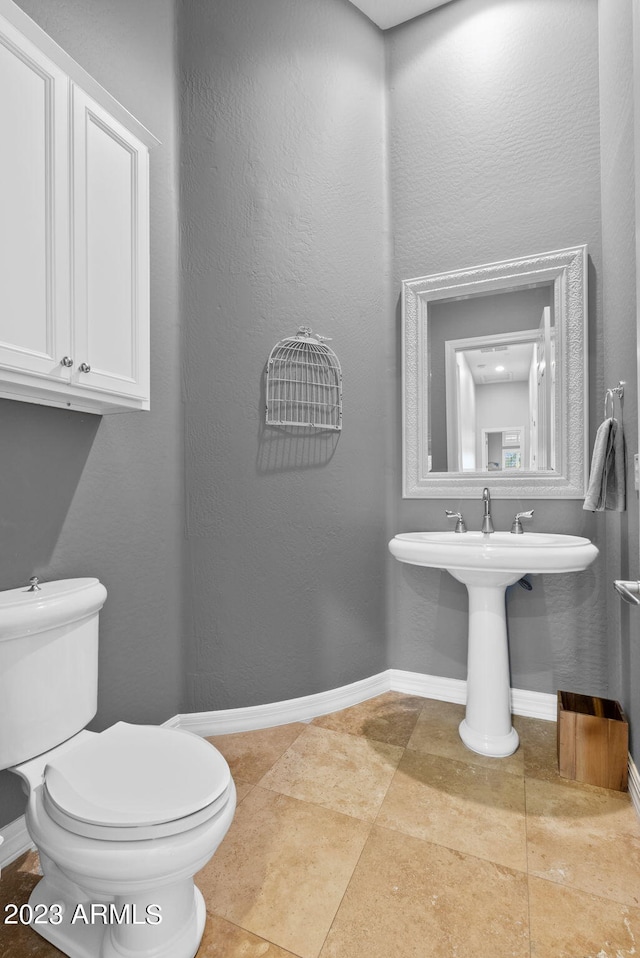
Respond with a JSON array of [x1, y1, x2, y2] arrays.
[[462, 342, 535, 385], [346, 0, 451, 30]]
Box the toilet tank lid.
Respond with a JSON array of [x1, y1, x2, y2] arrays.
[[0, 578, 107, 641], [44, 722, 231, 827]]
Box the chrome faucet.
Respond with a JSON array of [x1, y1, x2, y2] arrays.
[[511, 510, 534, 534], [445, 509, 467, 533], [481, 487, 494, 534]]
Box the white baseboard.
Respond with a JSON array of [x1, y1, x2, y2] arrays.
[[388, 670, 558, 721], [629, 754, 640, 820], [511, 687, 558, 721], [0, 816, 35, 871], [173, 668, 558, 736], [0, 671, 633, 869], [172, 672, 391, 736], [389, 669, 467, 704]]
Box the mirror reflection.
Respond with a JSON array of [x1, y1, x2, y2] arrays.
[[428, 285, 555, 473]]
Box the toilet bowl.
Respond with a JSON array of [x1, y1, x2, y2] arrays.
[[0, 578, 236, 958], [14, 723, 236, 958]]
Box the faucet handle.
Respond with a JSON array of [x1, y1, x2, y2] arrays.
[[511, 510, 534, 535], [446, 509, 467, 533]]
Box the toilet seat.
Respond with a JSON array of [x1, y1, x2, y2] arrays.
[[42, 722, 231, 841]]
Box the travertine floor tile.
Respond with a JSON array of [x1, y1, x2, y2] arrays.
[[377, 749, 527, 871], [318, 825, 530, 958], [206, 723, 307, 784], [196, 786, 370, 958], [4, 703, 640, 958], [0, 852, 66, 958], [234, 780, 254, 804], [526, 777, 640, 907], [514, 714, 558, 782], [528, 875, 640, 957], [197, 914, 300, 957], [312, 691, 426, 747], [0, 849, 40, 905], [407, 698, 525, 775], [258, 724, 403, 821]]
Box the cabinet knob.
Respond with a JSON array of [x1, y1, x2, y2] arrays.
[[60, 356, 73, 368], [78, 362, 91, 373]]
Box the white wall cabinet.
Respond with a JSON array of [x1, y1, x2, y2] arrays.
[[0, 0, 157, 414]]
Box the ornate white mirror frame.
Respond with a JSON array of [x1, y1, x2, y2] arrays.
[[402, 245, 588, 498]]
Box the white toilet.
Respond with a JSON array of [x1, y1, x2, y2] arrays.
[[0, 578, 236, 958]]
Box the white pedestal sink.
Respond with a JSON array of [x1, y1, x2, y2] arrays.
[[389, 531, 599, 757]]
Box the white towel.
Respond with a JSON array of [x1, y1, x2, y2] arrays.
[[583, 417, 626, 512]]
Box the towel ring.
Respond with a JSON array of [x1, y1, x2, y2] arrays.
[[604, 381, 625, 421], [604, 389, 615, 418]]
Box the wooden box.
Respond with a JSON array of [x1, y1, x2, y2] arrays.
[[557, 691, 628, 791]]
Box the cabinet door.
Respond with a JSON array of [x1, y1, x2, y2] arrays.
[[0, 15, 71, 380], [71, 87, 150, 404]]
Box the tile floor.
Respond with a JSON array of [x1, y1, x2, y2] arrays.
[[2, 692, 640, 957]]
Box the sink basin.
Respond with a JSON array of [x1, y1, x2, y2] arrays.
[[389, 531, 598, 585], [389, 530, 599, 758]]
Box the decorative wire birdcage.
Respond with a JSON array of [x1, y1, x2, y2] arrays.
[[265, 327, 343, 431]]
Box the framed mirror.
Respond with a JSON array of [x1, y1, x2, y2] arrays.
[[402, 245, 588, 498]]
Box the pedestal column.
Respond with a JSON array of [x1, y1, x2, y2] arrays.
[[454, 573, 520, 757]]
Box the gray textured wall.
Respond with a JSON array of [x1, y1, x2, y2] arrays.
[[0, 0, 184, 825], [178, 0, 390, 711], [387, 0, 608, 697], [598, 0, 640, 756]]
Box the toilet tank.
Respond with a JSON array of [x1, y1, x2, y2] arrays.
[[0, 578, 107, 770]]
